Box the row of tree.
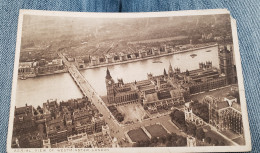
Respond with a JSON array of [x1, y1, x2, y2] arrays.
[[170, 109, 225, 146], [190, 100, 209, 122], [108, 106, 124, 122], [133, 133, 187, 147]]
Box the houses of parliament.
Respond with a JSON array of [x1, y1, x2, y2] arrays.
[[105, 44, 237, 113]]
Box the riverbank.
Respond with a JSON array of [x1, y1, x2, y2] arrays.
[[19, 69, 68, 80], [79, 44, 218, 70], [37, 69, 68, 77]]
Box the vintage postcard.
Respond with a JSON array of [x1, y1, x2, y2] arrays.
[[7, 9, 251, 152]]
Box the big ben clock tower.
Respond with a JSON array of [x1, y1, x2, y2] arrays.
[[218, 44, 236, 84], [105, 68, 115, 103]]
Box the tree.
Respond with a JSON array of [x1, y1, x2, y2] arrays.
[[190, 101, 209, 123], [205, 137, 211, 144], [166, 134, 172, 141], [161, 136, 166, 143], [151, 137, 158, 143], [166, 141, 172, 147], [171, 133, 178, 142], [176, 137, 187, 146], [144, 140, 151, 147], [196, 128, 205, 141], [211, 139, 219, 146], [174, 110, 185, 125], [187, 123, 197, 136], [116, 113, 124, 122], [218, 141, 225, 146], [19, 137, 30, 148], [158, 137, 164, 144]]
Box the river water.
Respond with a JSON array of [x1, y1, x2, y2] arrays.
[[16, 46, 219, 108]]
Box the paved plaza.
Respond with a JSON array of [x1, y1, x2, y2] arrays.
[[117, 103, 147, 124]]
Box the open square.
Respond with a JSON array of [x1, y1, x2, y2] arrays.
[[117, 103, 147, 124]]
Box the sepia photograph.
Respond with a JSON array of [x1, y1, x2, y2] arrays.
[[7, 9, 251, 152]]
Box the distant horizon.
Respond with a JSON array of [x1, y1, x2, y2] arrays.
[[21, 13, 231, 51]]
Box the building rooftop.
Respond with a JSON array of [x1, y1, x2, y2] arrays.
[[225, 95, 236, 100], [15, 105, 34, 116], [217, 101, 230, 110], [19, 62, 33, 68], [231, 102, 241, 112]]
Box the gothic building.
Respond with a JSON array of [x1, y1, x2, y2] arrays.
[[105, 68, 139, 104], [105, 44, 237, 111], [187, 44, 236, 94], [105, 63, 189, 111], [218, 44, 236, 84], [202, 95, 243, 135]]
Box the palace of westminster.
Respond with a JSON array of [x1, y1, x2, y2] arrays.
[[105, 44, 243, 135]]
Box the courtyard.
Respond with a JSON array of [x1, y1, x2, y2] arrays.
[[117, 103, 148, 124], [145, 124, 169, 138]]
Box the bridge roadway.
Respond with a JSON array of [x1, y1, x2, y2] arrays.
[[58, 54, 125, 136]]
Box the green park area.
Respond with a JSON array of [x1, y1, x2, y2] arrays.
[[145, 124, 168, 138], [127, 128, 150, 143]]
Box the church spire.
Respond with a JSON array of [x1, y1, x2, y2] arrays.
[[168, 61, 174, 77], [163, 68, 167, 76], [169, 62, 173, 72], [106, 68, 112, 79]]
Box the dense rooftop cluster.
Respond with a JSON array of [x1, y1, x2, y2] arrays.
[[12, 98, 112, 148]]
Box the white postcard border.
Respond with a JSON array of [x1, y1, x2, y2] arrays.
[[7, 9, 251, 153]]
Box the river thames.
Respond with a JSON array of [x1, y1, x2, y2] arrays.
[[15, 46, 219, 107]]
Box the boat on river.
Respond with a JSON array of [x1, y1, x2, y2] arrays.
[[190, 54, 197, 58]]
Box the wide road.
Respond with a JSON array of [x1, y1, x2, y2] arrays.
[[58, 53, 125, 139]]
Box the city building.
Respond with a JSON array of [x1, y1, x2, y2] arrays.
[[203, 95, 243, 134], [184, 102, 204, 126], [18, 62, 37, 78], [18, 58, 66, 79], [37, 59, 65, 75], [187, 136, 196, 147], [46, 116, 68, 144], [13, 97, 111, 148], [105, 64, 189, 112], [105, 44, 236, 114], [13, 104, 36, 135]]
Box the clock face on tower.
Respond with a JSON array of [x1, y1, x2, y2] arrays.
[[108, 80, 112, 84]]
